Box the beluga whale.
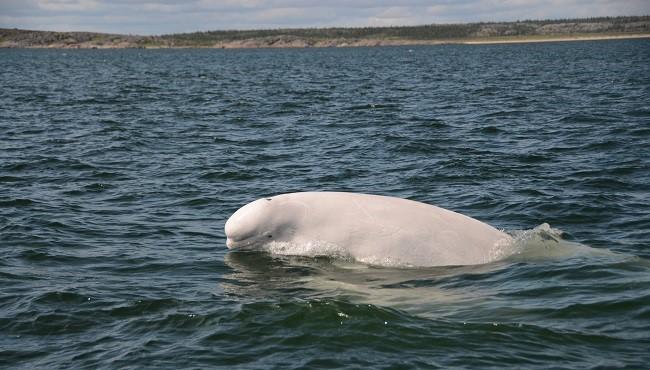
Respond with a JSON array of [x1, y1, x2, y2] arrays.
[[225, 192, 514, 267]]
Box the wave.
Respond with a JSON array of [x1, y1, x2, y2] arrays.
[[505, 223, 616, 262]]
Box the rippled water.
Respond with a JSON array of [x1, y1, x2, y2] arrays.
[[1, 40, 649, 369]]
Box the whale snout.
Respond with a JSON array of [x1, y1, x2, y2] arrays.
[[224, 216, 253, 249], [224, 216, 241, 247], [224, 195, 305, 250], [225, 198, 272, 249]]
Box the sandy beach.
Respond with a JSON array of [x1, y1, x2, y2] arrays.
[[460, 33, 650, 45]]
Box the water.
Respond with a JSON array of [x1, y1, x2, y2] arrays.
[[1, 39, 649, 369]]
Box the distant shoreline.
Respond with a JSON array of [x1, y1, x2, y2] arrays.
[[2, 16, 649, 49], [459, 33, 650, 45], [2, 33, 649, 49]]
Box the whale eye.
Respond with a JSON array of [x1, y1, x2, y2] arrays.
[[267, 234, 272, 238], [266, 198, 272, 201]]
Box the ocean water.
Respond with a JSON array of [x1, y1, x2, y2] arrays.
[[1, 39, 649, 369]]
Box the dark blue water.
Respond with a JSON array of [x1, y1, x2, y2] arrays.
[[1, 39, 649, 369]]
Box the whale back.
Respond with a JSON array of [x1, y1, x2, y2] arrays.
[[226, 192, 513, 267]]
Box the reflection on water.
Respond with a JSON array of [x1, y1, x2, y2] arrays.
[[2, 41, 649, 368]]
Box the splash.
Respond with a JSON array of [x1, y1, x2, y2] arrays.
[[505, 223, 613, 262], [355, 255, 420, 268], [486, 236, 517, 264], [262, 240, 353, 260]]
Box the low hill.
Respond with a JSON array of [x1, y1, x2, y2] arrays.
[[1, 16, 649, 48]]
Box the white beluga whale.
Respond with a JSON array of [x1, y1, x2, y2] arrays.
[[225, 192, 514, 267]]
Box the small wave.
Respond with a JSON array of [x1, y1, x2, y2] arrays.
[[506, 223, 614, 262], [0, 175, 22, 183], [110, 298, 182, 318], [477, 125, 503, 134], [345, 103, 399, 110], [90, 171, 129, 180], [32, 291, 90, 305], [558, 113, 614, 124], [6, 311, 97, 335], [0, 198, 34, 207], [83, 183, 113, 192], [624, 108, 650, 118], [199, 299, 408, 342], [518, 153, 552, 164], [170, 196, 220, 207], [3, 157, 96, 172]]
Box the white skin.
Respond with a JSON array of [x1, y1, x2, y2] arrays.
[[225, 192, 514, 267]]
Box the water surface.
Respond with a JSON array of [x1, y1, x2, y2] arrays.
[[1, 40, 649, 369]]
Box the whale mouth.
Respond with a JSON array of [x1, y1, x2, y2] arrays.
[[226, 237, 248, 249], [226, 235, 263, 249]]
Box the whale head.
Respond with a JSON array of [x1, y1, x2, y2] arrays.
[[225, 196, 304, 249]]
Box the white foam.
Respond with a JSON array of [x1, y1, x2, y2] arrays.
[[261, 240, 353, 259], [486, 236, 517, 264], [505, 223, 614, 261], [260, 240, 424, 268], [355, 255, 417, 268]]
